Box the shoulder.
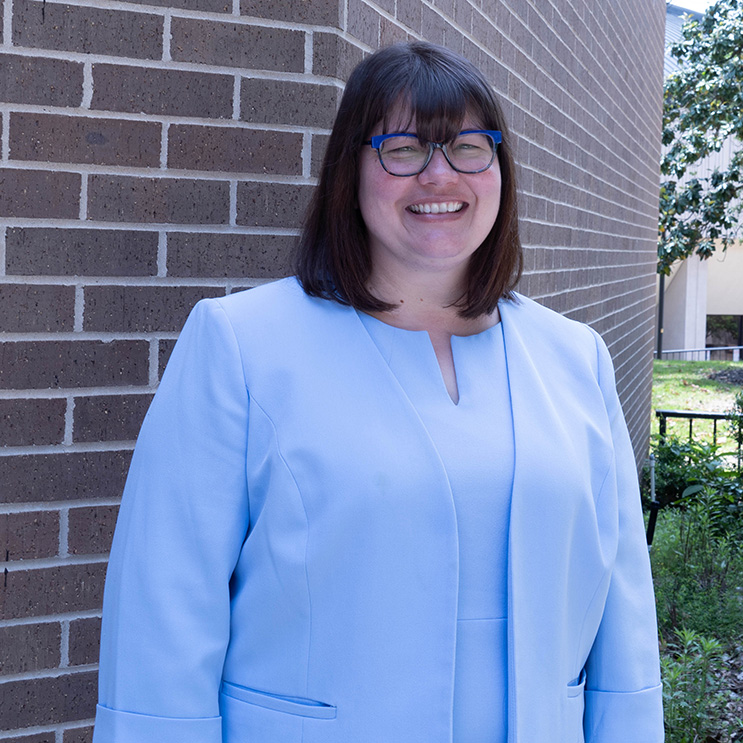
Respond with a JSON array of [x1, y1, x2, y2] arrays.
[[503, 292, 599, 349]]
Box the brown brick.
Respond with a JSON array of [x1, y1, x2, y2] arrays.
[[0, 623, 61, 674], [237, 181, 314, 228], [84, 285, 224, 332], [0, 170, 79, 219], [73, 394, 152, 443], [87, 175, 230, 225], [14, 0, 162, 59], [380, 17, 409, 47], [63, 728, 94, 743], [159, 339, 177, 378], [240, 79, 338, 128], [167, 232, 294, 278], [0, 450, 131, 505], [396, 0, 422, 32], [0, 53, 83, 107], [1, 732, 56, 743], [5, 228, 159, 277], [112, 0, 228, 9], [0, 671, 97, 729], [0, 511, 60, 560], [0, 284, 75, 332], [312, 32, 365, 80], [0, 564, 106, 620], [311, 133, 329, 178], [91, 64, 232, 118], [347, 0, 380, 48], [171, 18, 304, 72], [168, 125, 302, 175], [10, 113, 161, 168], [0, 340, 149, 390], [69, 617, 102, 667], [68, 506, 119, 556], [0, 398, 66, 446], [240, 0, 342, 26]]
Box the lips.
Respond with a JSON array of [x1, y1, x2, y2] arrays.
[[407, 201, 465, 214]]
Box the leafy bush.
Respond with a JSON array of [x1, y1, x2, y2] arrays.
[[651, 502, 743, 644], [661, 628, 733, 743]]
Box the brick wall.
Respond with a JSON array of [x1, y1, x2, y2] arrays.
[[0, 0, 665, 739]]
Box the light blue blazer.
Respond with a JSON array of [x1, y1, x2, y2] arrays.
[[94, 277, 663, 743]]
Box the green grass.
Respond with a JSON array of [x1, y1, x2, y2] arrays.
[[652, 360, 742, 448]]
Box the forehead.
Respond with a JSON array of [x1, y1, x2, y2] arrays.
[[374, 102, 483, 137]]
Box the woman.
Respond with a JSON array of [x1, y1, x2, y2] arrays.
[[94, 42, 663, 742]]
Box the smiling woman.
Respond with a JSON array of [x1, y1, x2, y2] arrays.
[[93, 42, 664, 743]]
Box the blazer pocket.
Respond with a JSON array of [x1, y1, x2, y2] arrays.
[[220, 681, 337, 719], [566, 668, 587, 699]]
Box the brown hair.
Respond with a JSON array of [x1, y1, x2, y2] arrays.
[[294, 41, 522, 317]]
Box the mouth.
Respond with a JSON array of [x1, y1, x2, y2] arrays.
[[407, 201, 465, 214]]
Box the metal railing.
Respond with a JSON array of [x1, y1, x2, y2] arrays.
[[656, 345, 743, 361], [656, 408, 734, 447]]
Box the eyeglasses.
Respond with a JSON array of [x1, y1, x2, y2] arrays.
[[365, 129, 502, 177]]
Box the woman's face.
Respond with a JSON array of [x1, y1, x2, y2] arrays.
[[358, 106, 502, 285]]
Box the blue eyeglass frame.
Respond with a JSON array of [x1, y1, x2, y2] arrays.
[[365, 129, 502, 176]]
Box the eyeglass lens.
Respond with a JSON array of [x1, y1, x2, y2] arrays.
[[379, 132, 496, 176]]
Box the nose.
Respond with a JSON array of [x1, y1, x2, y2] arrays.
[[417, 147, 458, 185]]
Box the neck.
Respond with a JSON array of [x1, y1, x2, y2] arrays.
[[366, 265, 498, 336]]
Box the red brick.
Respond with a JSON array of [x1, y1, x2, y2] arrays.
[[0, 53, 83, 107], [237, 181, 314, 229], [73, 394, 152, 443], [87, 175, 230, 224], [171, 18, 304, 72], [10, 113, 161, 167], [68, 506, 119, 556], [168, 125, 302, 175], [14, 0, 162, 59], [0, 564, 106, 620], [0, 398, 66, 447], [0, 170, 79, 219], [84, 285, 224, 332], [0, 340, 149, 390], [240, 79, 338, 128], [0, 284, 75, 332], [5, 228, 159, 277], [166, 232, 294, 279], [0, 623, 61, 674], [0, 511, 60, 560], [91, 64, 232, 118], [0, 671, 97, 729], [0, 451, 131, 505], [240, 0, 342, 26]]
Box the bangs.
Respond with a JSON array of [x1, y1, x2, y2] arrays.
[[365, 49, 495, 144]]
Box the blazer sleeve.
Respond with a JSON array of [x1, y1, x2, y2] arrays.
[[583, 329, 664, 743], [93, 298, 250, 743]]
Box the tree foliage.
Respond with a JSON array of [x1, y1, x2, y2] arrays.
[[659, 0, 743, 274]]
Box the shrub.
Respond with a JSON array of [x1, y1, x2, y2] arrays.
[[661, 628, 732, 743]]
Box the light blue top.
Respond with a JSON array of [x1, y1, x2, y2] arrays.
[[357, 313, 514, 742], [93, 279, 664, 743]]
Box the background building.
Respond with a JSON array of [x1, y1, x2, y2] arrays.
[[660, 3, 743, 356], [0, 0, 665, 739]]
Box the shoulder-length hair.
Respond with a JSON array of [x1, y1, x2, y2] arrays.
[[294, 41, 522, 318]]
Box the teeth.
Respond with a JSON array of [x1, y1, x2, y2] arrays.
[[409, 202, 463, 214]]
